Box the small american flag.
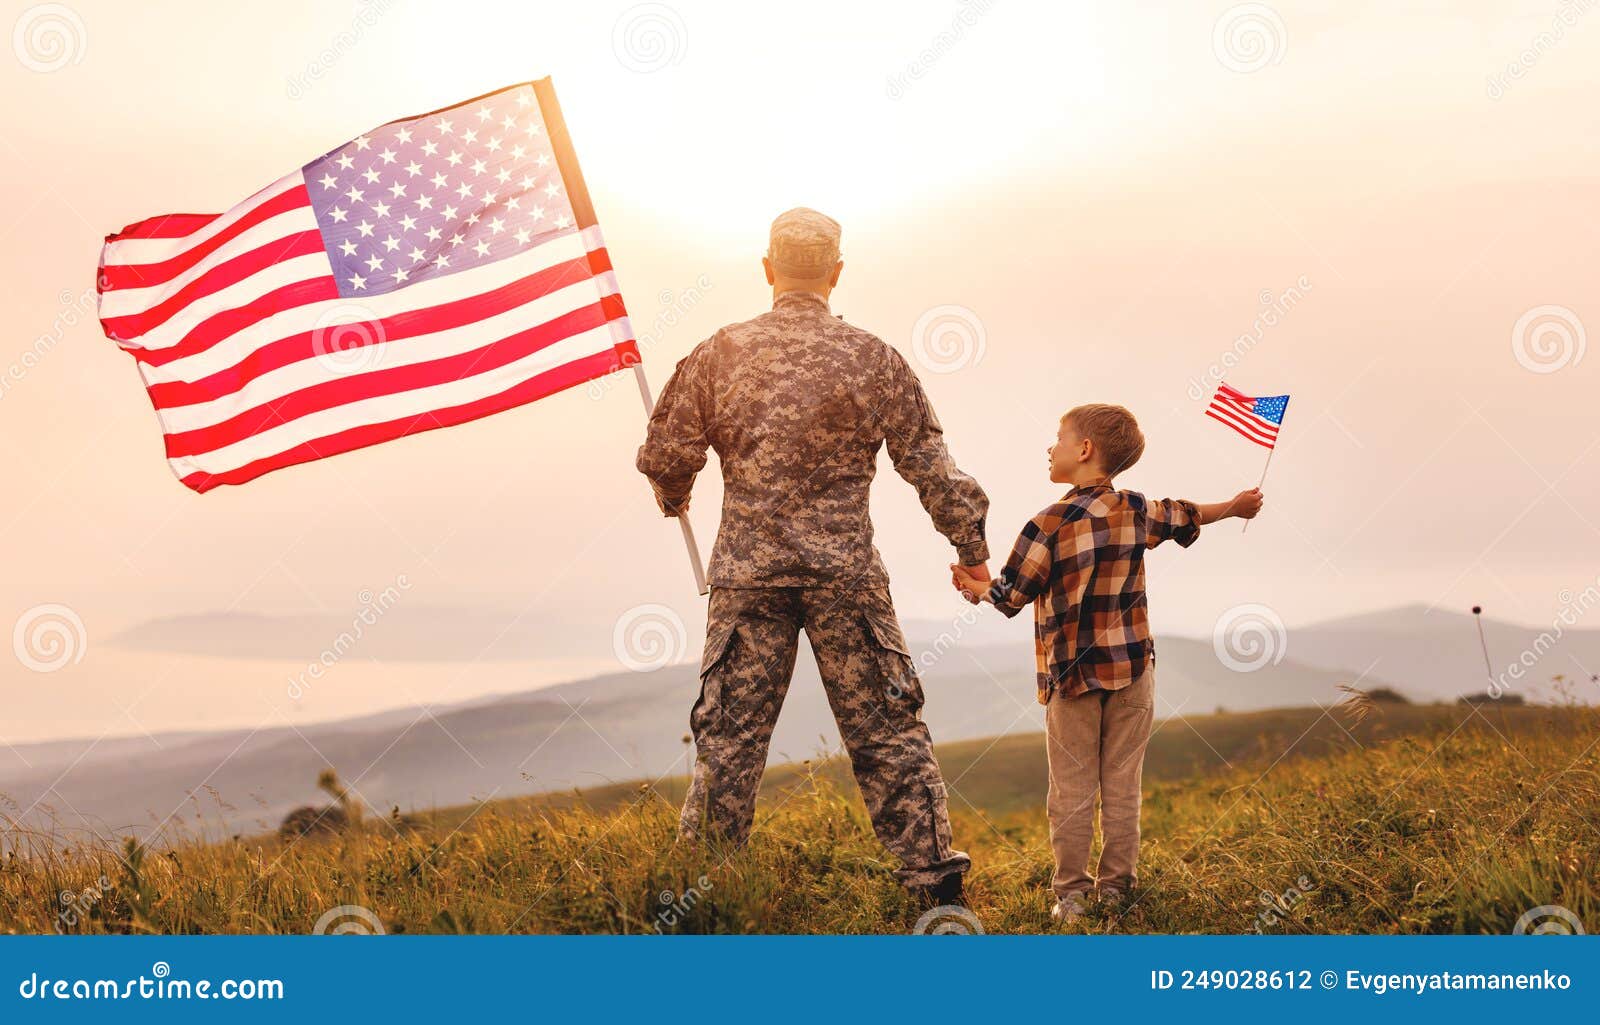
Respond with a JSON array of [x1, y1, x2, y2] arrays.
[[96, 80, 638, 492], [1205, 382, 1289, 449]]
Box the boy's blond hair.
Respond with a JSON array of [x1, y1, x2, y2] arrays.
[[1064, 404, 1145, 475]]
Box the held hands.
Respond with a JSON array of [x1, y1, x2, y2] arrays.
[[949, 561, 991, 605]]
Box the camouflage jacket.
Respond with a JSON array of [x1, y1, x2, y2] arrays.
[[636, 289, 990, 588]]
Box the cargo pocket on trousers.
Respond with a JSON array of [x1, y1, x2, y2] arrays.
[[863, 611, 911, 658], [862, 607, 922, 708], [689, 619, 738, 742], [700, 620, 737, 680]]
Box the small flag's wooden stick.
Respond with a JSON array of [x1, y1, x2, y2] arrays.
[[1242, 444, 1275, 534], [633, 364, 709, 596], [1241, 399, 1288, 534]]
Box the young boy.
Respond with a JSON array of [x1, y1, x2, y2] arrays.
[[951, 403, 1263, 922]]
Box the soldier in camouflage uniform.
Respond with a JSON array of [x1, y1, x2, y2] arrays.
[[636, 208, 991, 900]]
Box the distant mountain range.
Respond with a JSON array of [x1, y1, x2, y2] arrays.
[[2, 604, 1593, 840]]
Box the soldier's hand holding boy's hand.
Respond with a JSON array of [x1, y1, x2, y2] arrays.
[[949, 563, 988, 604]]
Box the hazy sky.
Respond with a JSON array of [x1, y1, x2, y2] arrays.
[[2, 0, 1597, 743]]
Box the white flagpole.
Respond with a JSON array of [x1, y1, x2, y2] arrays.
[[1241, 444, 1275, 534], [529, 79, 708, 597], [1241, 399, 1287, 534], [633, 363, 709, 595]]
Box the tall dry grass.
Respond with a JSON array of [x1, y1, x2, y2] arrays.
[[3, 706, 1595, 934]]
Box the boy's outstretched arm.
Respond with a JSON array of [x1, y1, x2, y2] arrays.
[[1195, 488, 1264, 524], [1145, 488, 1264, 548]]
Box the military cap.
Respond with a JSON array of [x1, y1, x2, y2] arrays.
[[767, 207, 841, 279]]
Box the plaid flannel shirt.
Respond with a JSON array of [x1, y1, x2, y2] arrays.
[[987, 483, 1201, 703]]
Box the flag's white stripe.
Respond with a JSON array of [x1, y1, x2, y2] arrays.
[[1208, 401, 1278, 442], [140, 230, 595, 379], [102, 172, 307, 265], [1209, 400, 1278, 435], [166, 323, 621, 477], [1212, 396, 1279, 430], [607, 312, 634, 347], [157, 274, 619, 432], [99, 207, 323, 319], [115, 252, 335, 351], [1207, 408, 1275, 447], [1208, 396, 1276, 428]]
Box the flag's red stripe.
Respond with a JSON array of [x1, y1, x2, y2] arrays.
[[1206, 407, 1276, 448], [145, 253, 607, 405], [1210, 396, 1278, 432], [106, 212, 221, 241], [1216, 383, 1253, 403], [177, 345, 634, 493], [101, 187, 313, 291], [1207, 400, 1278, 440], [100, 231, 327, 342], [127, 278, 339, 363], [163, 294, 629, 457]]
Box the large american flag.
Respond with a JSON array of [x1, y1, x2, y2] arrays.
[[1205, 382, 1289, 449], [96, 80, 638, 492]]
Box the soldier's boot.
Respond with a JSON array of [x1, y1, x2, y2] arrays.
[[912, 871, 966, 911]]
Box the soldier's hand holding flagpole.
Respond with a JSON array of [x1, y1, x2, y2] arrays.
[[632, 363, 709, 595]]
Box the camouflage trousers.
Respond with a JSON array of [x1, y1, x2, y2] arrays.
[[679, 585, 970, 887]]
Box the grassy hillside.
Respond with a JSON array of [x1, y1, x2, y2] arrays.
[[3, 702, 1596, 934]]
